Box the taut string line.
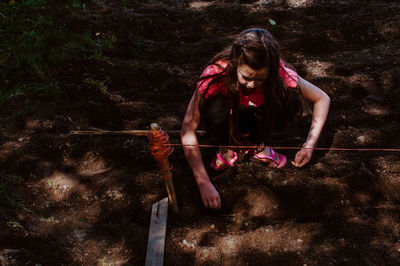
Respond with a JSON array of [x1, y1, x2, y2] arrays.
[[169, 143, 400, 152], [69, 130, 400, 152]]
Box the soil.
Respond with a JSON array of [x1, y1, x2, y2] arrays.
[[1, 0, 400, 265]]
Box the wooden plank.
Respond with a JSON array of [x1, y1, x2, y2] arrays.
[[145, 197, 169, 266]]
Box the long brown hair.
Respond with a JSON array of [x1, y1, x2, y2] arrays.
[[200, 28, 303, 145]]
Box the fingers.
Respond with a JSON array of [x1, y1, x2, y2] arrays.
[[203, 198, 220, 209], [208, 196, 220, 209], [202, 197, 209, 208], [291, 151, 302, 167], [199, 183, 221, 209], [213, 197, 220, 209], [201, 195, 221, 209], [292, 149, 312, 167], [297, 156, 309, 167]]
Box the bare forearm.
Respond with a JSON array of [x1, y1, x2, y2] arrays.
[[181, 84, 221, 208], [181, 131, 211, 186], [305, 94, 330, 147]]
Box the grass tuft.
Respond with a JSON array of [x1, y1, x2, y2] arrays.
[[0, 0, 117, 106], [0, 172, 25, 214]]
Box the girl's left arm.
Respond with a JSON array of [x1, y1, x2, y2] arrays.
[[293, 76, 330, 167]]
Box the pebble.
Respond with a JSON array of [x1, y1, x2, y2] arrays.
[[357, 136, 366, 144], [182, 239, 195, 248]]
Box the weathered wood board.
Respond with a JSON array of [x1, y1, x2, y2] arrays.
[[145, 197, 169, 266]]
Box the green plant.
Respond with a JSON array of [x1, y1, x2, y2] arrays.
[[265, 170, 274, 182], [69, 32, 117, 60], [0, 0, 116, 105], [83, 77, 108, 94], [26, 82, 63, 97], [0, 82, 66, 118], [39, 216, 59, 223], [7, 220, 25, 230], [129, 41, 144, 56], [16, 102, 39, 118], [71, 0, 89, 12], [0, 173, 24, 214], [0, 181, 9, 206], [0, 87, 21, 109], [9, 175, 23, 184], [29, 173, 38, 179]]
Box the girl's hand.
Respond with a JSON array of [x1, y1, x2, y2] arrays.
[[198, 182, 221, 209], [291, 146, 313, 167]]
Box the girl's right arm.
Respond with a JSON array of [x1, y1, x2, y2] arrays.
[[181, 90, 221, 209]]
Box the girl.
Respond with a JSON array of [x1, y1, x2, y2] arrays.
[[181, 28, 330, 209]]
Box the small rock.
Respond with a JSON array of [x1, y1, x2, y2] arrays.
[[182, 239, 195, 248], [314, 162, 324, 170], [357, 136, 366, 144]]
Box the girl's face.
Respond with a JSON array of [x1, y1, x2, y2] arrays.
[[237, 63, 268, 95]]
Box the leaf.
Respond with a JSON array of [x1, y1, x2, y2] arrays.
[[269, 19, 276, 26]]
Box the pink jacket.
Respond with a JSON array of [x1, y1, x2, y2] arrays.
[[197, 60, 298, 109]]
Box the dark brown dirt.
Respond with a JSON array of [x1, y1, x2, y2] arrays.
[[1, 0, 400, 265]]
